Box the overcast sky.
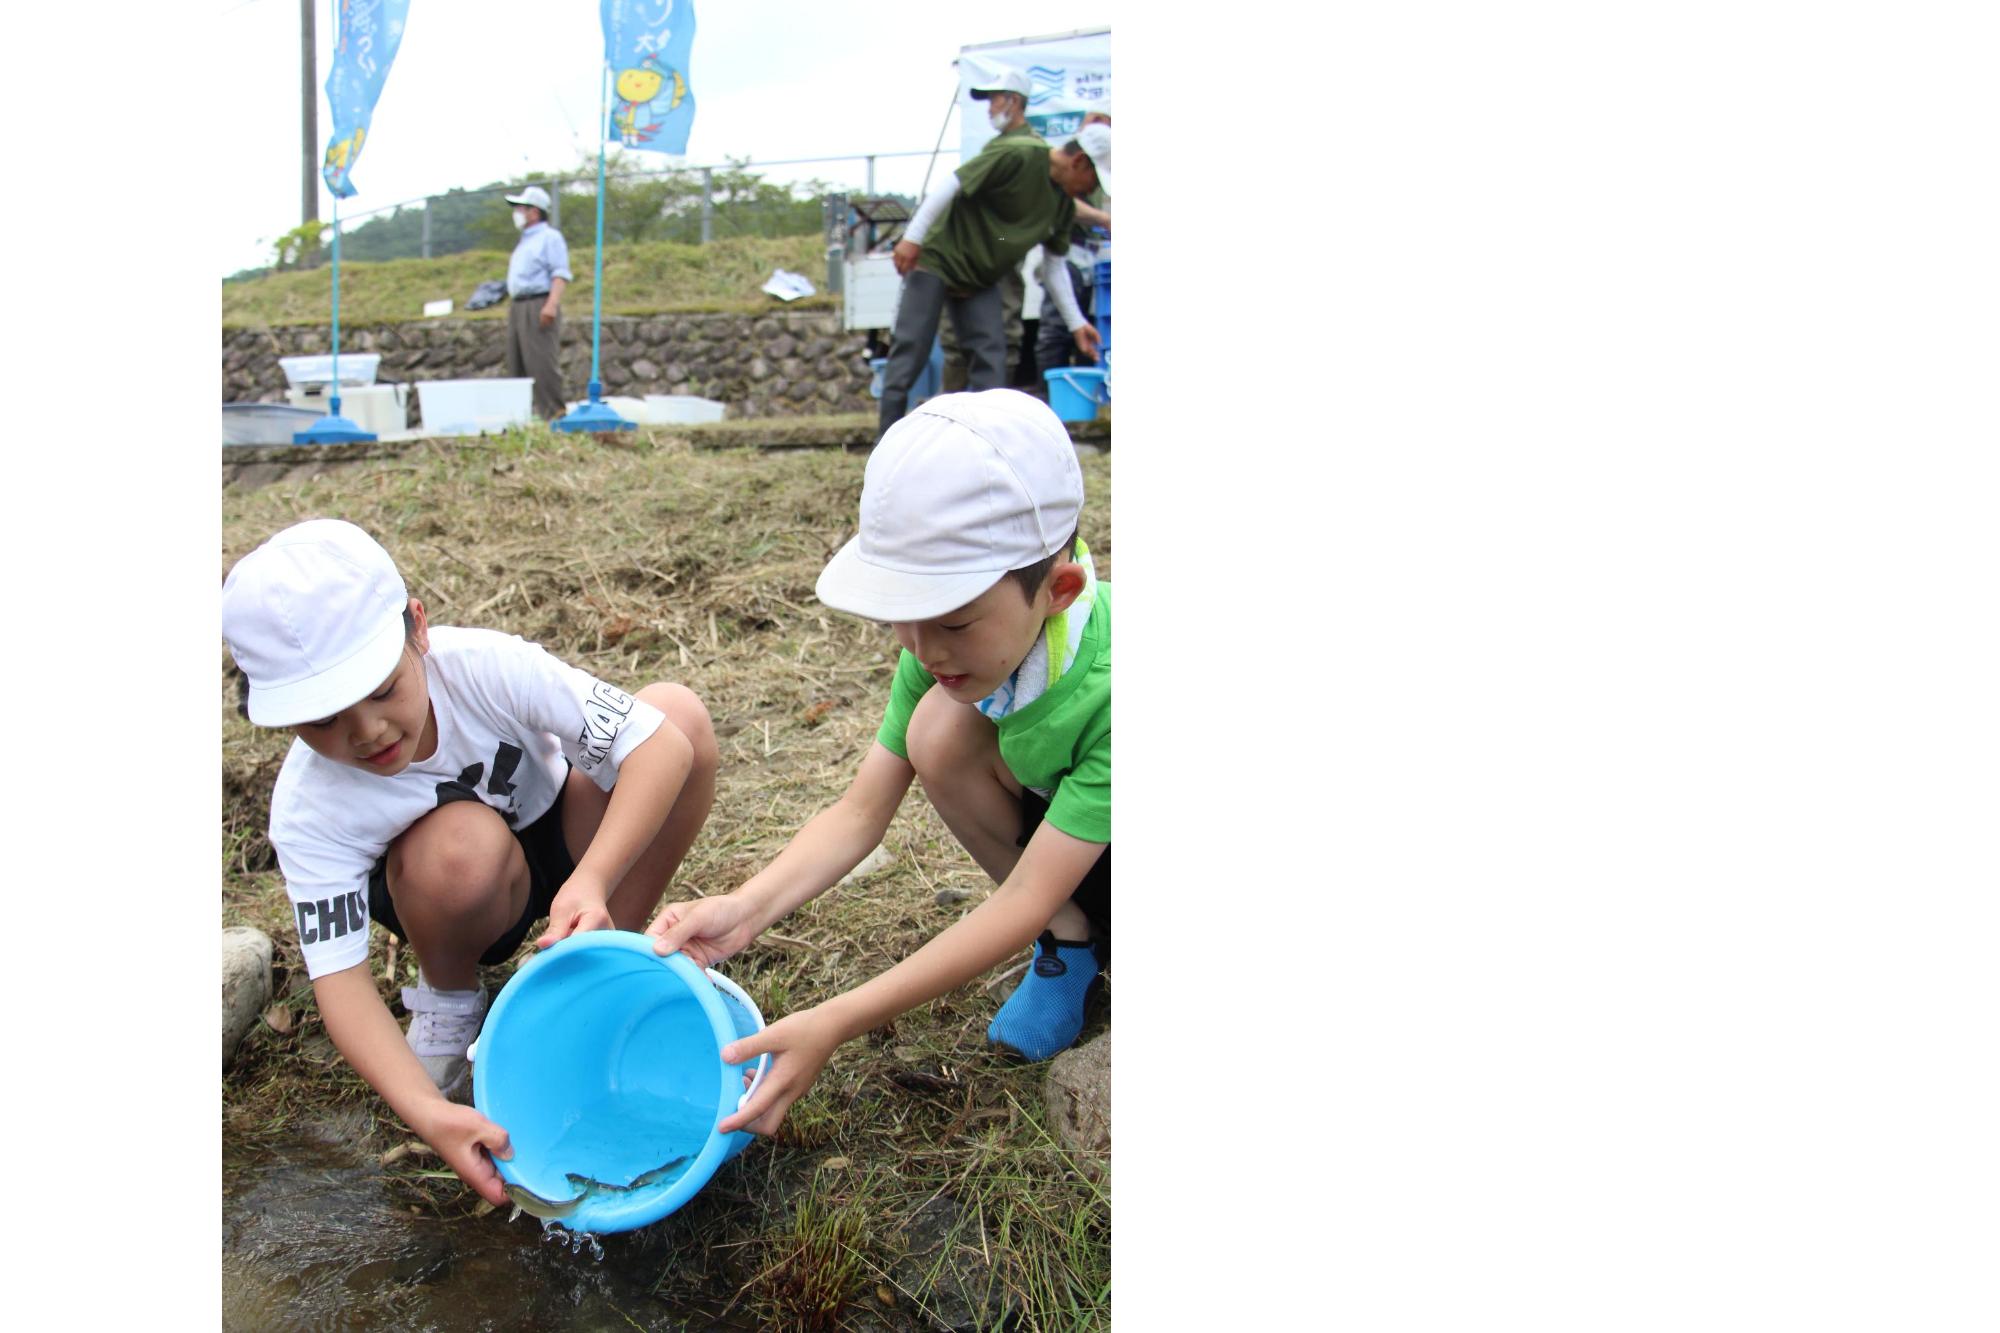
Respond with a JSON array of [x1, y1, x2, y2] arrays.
[[219, 0, 1110, 275]]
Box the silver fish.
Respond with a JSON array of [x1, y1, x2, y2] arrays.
[[565, 1155, 690, 1195], [504, 1182, 586, 1223], [504, 1155, 691, 1224]]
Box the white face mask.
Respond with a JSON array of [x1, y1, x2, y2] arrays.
[[512, 209, 528, 230]]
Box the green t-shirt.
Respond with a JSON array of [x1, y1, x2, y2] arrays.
[[919, 129, 1077, 296], [876, 585, 1110, 844]]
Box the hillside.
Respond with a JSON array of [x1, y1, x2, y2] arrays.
[[224, 234, 833, 329]]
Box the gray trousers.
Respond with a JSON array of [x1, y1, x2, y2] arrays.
[[941, 265, 1024, 392], [878, 268, 1006, 442], [506, 293, 565, 419]]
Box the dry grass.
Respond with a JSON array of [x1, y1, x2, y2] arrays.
[[222, 422, 1111, 1330]]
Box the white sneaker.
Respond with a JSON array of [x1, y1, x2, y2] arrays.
[[401, 975, 489, 1101]]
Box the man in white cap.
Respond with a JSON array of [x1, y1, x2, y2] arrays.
[[650, 389, 1113, 1135], [939, 69, 1036, 395], [501, 185, 571, 418], [1035, 113, 1113, 393], [879, 89, 1107, 441]]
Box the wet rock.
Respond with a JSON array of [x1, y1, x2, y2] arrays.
[[1044, 1031, 1111, 1159], [222, 926, 274, 1070]]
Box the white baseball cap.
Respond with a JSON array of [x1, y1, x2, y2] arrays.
[[504, 185, 552, 211], [816, 390, 1084, 622], [970, 69, 1031, 100], [1073, 123, 1112, 195], [222, 519, 411, 727]]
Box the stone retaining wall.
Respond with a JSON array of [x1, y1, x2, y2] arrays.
[[222, 308, 876, 421]]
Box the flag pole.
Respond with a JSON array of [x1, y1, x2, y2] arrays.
[[554, 62, 633, 433], [296, 0, 374, 444]]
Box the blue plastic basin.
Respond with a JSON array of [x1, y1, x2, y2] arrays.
[[471, 931, 767, 1233]]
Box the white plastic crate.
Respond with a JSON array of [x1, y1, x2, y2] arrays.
[[416, 379, 534, 436]]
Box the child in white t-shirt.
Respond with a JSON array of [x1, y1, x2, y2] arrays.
[[222, 519, 717, 1208]]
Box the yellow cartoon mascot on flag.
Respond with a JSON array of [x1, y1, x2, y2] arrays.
[[613, 54, 687, 147]]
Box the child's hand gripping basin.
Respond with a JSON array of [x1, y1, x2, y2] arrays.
[[470, 930, 769, 1233]]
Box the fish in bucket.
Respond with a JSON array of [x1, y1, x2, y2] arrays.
[[470, 931, 769, 1233]]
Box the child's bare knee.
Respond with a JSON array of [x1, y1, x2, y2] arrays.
[[906, 687, 991, 780], [389, 808, 517, 913], [640, 682, 717, 775]]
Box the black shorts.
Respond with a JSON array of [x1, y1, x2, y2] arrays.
[[368, 782, 577, 967], [1019, 788, 1110, 958]]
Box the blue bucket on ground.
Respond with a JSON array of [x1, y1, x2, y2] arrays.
[[867, 339, 945, 405], [1044, 367, 1109, 422], [470, 931, 769, 1234]]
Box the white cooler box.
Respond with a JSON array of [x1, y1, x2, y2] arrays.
[[285, 383, 409, 436], [416, 379, 535, 436]]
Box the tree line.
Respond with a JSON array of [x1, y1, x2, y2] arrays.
[[234, 157, 870, 282]]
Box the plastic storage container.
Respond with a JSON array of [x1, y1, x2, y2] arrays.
[[642, 395, 728, 424], [470, 932, 768, 1234], [222, 402, 327, 445], [415, 379, 534, 436], [1043, 367, 1109, 422], [1092, 259, 1111, 355], [279, 354, 381, 388], [285, 383, 410, 437]]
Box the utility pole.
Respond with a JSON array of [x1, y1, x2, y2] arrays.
[[301, 0, 318, 226]]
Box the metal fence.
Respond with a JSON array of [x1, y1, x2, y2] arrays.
[[296, 148, 961, 271]]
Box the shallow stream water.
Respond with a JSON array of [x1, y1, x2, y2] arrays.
[[221, 1132, 765, 1332]]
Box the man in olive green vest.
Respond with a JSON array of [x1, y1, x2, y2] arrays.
[[938, 74, 1038, 395], [880, 85, 1106, 442]]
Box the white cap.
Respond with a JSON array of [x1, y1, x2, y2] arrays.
[[222, 519, 411, 727], [1073, 123, 1112, 195], [504, 185, 552, 211], [971, 69, 1031, 100], [816, 390, 1084, 622]]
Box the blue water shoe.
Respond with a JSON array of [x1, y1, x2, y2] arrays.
[[987, 932, 1103, 1063]]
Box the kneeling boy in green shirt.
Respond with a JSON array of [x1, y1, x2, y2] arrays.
[[649, 388, 1110, 1135]]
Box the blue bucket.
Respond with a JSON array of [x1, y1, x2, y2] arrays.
[[866, 338, 946, 405], [1044, 367, 1109, 422], [470, 931, 769, 1234]]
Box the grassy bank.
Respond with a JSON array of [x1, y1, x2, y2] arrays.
[[222, 425, 1112, 1329], [223, 234, 833, 329]]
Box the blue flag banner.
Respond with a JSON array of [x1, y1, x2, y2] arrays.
[[321, 0, 411, 198], [601, 0, 697, 155]]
